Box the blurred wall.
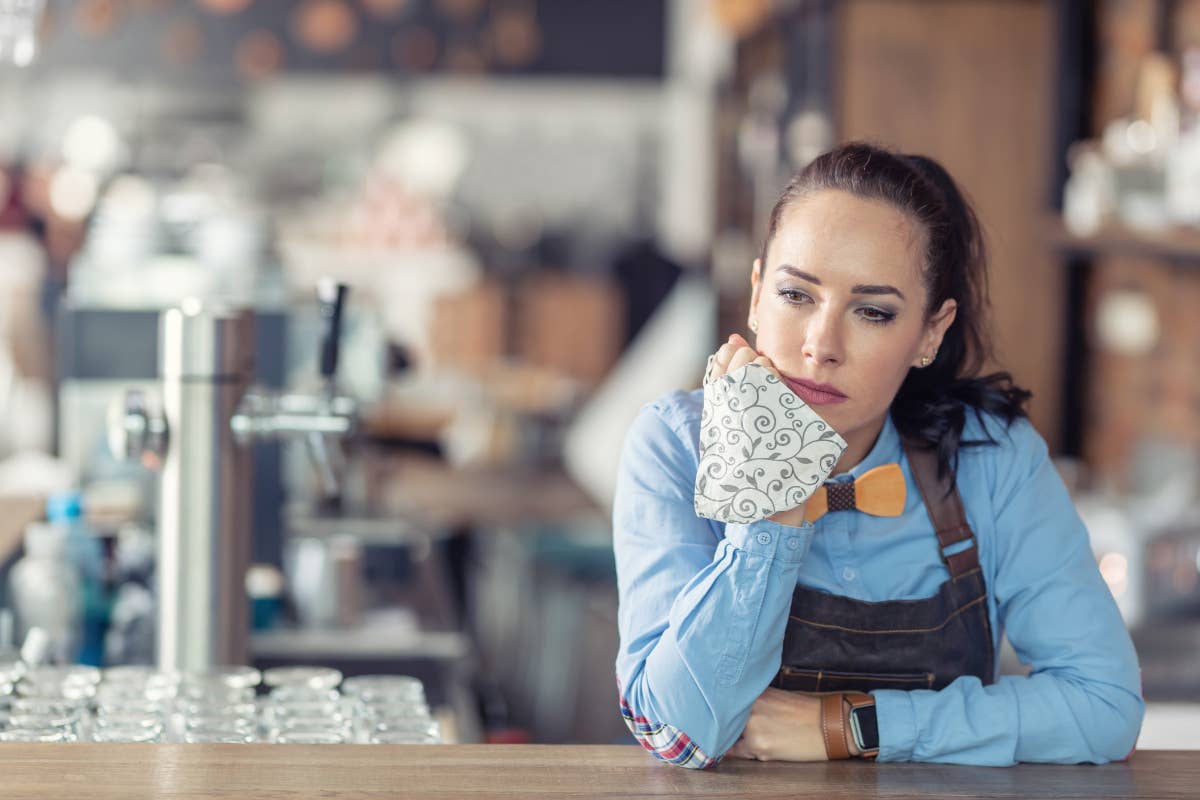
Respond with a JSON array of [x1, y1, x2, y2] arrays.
[[835, 0, 1061, 444]]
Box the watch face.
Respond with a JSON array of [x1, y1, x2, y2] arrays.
[[851, 704, 879, 751]]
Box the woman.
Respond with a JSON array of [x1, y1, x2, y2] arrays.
[[613, 142, 1143, 767]]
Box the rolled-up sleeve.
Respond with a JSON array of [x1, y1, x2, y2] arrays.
[[873, 419, 1144, 765]]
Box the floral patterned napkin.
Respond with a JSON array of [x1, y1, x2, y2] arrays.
[[694, 358, 847, 524]]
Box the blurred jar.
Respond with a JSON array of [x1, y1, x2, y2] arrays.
[[92, 725, 162, 743], [357, 705, 440, 742], [178, 682, 256, 706], [180, 667, 261, 690], [175, 667, 262, 743], [15, 665, 100, 732], [183, 730, 257, 744], [7, 697, 84, 739], [1063, 143, 1117, 236], [272, 729, 347, 745], [0, 656, 24, 685], [10, 524, 83, 663], [93, 711, 164, 732], [262, 665, 348, 744], [246, 564, 284, 631], [178, 667, 260, 704], [0, 680, 12, 728], [341, 674, 425, 706], [182, 713, 258, 744], [0, 0, 46, 69], [97, 667, 178, 710], [368, 719, 441, 745], [285, 537, 362, 629], [19, 664, 101, 691], [0, 727, 77, 743], [92, 709, 164, 743], [95, 689, 169, 720], [341, 674, 437, 744]]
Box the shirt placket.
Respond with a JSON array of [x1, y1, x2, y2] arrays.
[[824, 477, 862, 598]]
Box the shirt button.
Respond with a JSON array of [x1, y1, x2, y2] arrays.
[[842, 567, 857, 582], [756, 532, 772, 546], [787, 537, 801, 550]]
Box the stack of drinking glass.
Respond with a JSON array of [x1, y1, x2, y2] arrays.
[[0, 663, 440, 744], [176, 666, 261, 744], [342, 675, 441, 744], [1, 665, 99, 742], [92, 665, 177, 743], [261, 666, 349, 744], [0, 658, 17, 732]]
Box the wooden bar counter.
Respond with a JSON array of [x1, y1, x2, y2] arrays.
[[0, 744, 1192, 799]]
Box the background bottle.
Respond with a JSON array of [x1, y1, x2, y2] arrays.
[[46, 491, 110, 666], [9, 522, 82, 664]]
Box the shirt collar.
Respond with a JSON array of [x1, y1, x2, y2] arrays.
[[828, 411, 902, 482]]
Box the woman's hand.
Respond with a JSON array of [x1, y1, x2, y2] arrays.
[[704, 333, 811, 527], [726, 688, 829, 762], [709, 333, 779, 382]]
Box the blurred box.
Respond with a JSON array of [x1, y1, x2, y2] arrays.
[[515, 273, 624, 389], [428, 280, 507, 375]]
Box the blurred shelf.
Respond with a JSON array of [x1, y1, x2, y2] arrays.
[[1048, 216, 1200, 264], [251, 626, 470, 662], [359, 405, 454, 443], [1132, 620, 1200, 702], [350, 453, 600, 530], [285, 502, 456, 545]]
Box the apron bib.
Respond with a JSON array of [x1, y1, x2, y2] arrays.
[[771, 440, 995, 693]]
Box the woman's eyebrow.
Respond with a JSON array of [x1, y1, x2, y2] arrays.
[[775, 264, 906, 301]]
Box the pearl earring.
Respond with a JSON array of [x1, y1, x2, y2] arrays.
[[749, 320, 758, 333]]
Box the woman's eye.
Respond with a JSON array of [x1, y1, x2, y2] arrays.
[[859, 307, 895, 324], [777, 288, 811, 304]]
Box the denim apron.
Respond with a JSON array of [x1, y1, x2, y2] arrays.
[[771, 440, 995, 693]]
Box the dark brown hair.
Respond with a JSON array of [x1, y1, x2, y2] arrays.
[[760, 142, 1031, 481]]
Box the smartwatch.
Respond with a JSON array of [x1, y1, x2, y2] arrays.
[[848, 700, 879, 757]]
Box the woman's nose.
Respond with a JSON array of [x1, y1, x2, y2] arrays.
[[802, 311, 844, 366]]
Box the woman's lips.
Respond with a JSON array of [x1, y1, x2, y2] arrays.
[[781, 376, 848, 405]]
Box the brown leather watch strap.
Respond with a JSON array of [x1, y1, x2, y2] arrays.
[[844, 692, 879, 759], [820, 693, 851, 760]]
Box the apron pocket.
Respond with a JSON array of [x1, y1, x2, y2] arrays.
[[775, 666, 935, 693]]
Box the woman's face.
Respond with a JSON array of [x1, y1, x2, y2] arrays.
[[749, 189, 957, 453]]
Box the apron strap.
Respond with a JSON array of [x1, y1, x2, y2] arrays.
[[902, 440, 979, 579]]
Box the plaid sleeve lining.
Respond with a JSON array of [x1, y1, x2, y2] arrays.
[[619, 693, 720, 769]]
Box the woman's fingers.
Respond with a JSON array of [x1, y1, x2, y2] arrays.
[[725, 345, 760, 374], [713, 340, 739, 376], [725, 738, 755, 760], [753, 354, 781, 378], [710, 334, 765, 381]]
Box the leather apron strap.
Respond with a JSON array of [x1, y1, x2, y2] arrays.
[[903, 443, 979, 579]]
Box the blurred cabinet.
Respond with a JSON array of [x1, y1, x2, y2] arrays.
[[835, 0, 1061, 445], [713, 0, 1062, 445], [1048, 0, 1200, 484]]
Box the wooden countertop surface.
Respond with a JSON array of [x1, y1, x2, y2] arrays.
[[0, 744, 1191, 799]]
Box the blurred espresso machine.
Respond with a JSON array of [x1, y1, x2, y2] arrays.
[[108, 280, 356, 672]]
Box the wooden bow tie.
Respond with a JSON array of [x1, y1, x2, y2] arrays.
[[803, 463, 906, 523]]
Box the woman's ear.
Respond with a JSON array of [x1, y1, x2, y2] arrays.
[[926, 298, 958, 352], [748, 259, 763, 328]]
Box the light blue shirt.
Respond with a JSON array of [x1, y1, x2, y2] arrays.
[[614, 388, 1143, 767]]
